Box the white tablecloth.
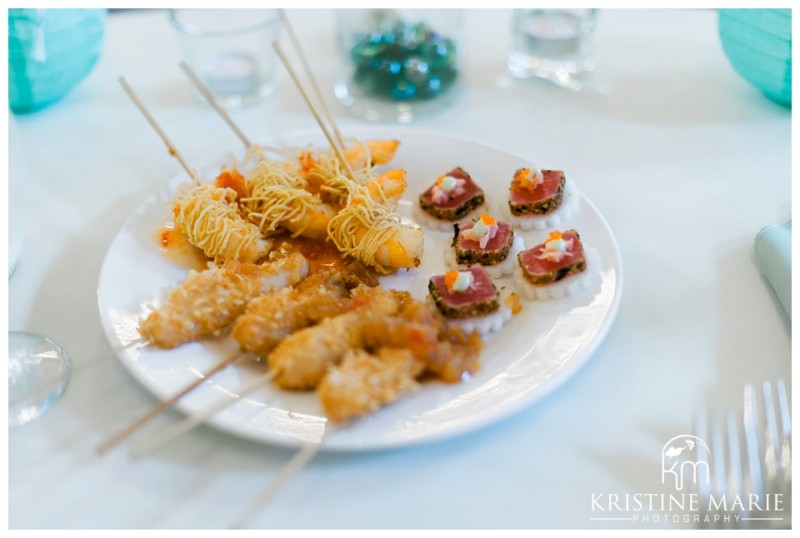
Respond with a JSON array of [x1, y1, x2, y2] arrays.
[[8, 8, 791, 530]]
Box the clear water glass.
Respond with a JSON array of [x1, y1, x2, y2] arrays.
[[9, 331, 71, 427], [508, 9, 598, 91], [170, 9, 280, 110]]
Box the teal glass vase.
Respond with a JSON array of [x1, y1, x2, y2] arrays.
[[718, 9, 791, 107], [9, 8, 107, 114]]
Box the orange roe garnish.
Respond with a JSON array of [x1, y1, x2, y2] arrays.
[[435, 175, 447, 186], [479, 213, 497, 226], [504, 292, 523, 315], [547, 231, 563, 242], [514, 167, 543, 192], [513, 168, 533, 190], [444, 270, 460, 291]]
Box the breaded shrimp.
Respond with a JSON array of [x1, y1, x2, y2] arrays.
[[232, 277, 349, 355], [268, 288, 408, 389], [139, 250, 308, 349], [318, 348, 424, 422]]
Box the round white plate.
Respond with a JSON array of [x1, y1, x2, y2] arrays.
[[98, 128, 622, 452]]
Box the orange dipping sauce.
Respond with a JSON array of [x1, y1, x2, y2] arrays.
[[155, 225, 209, 271]]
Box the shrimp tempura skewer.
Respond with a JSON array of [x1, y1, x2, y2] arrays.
[[172, 183, 273, 264], [139, 250, 309, 349]]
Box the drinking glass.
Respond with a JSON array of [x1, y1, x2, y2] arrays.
[[508, 9, 597, 91], [8, 332, 72, 427], [8, 115, 72, 427], [170, 9, 280, 110]]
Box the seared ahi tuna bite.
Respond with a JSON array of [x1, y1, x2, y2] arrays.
[[419, 167, 485, 222], [517, 229, 586, 286], [429, 266, 499, 319], [508, 167, 565, 216], [453, 213, 515, 266]]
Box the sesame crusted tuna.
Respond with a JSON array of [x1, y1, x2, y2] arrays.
[[428, 266, 499, 319], [517, 229, 586, 286], [419, 167, 485, 221], [453, 221, 514, 266], [509, 169, 565, 216]]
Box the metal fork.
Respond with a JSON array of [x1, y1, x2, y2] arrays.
[[693, 379, 791, 529]]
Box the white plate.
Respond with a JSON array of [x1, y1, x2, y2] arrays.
[[98, 128, 622, 452]]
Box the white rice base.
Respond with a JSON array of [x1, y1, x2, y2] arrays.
[[501, 180, 580, 231], [426, 297, 512, 337], [514, 245, 600, 301], [444, 234, 526, 278], [413, 201, 486, 233]]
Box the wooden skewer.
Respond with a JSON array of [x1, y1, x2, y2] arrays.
[[178, 61, 255, 150], [118, 76, 199, 185], [130, 369, 278, 460], [95, 352, 243, 456], [229, 432, 329, 529], [272, 41, 357, 181], [278, 9, 346, 151]]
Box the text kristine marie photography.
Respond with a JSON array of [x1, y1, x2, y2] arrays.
[[589, 435, 788, 527]]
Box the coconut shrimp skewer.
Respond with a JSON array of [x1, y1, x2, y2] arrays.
[[231, 264, 374, 355], [139, 249, 309, 349], [268, 287, 410, 389], [102, 254, 353, 454]]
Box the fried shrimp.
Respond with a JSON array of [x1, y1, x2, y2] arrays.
[[325, 175, 423, 273], [139, 250, 309, 349], [172, 183, 272, 264], [363, 169, 407, 208], [342, 139, 400, 170], [240, 159, 337, 240], [318, 348, 424, 422], [268, 288, 408, 389], [328, 207, 424, 274], [231, 268, 353, 355]]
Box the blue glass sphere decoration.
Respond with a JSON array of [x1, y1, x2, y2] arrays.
[[348, 18, 459, 102]]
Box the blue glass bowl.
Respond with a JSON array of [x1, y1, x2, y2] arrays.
[[718, 9, 791, 107], [9, 9, 107, 114]]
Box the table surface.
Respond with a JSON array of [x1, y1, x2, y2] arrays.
[[7, 8, 791, 530]]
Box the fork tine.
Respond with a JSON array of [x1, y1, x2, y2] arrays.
[[693, 413, 711, 507], [762, 381, 781, 492], [774, 379, 792, 500], [743, 383, 765, 501], [725, 410, 743, 495], [709, 412, 727, 528], [776, 379, 791, 443]]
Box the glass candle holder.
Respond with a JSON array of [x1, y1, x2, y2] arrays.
[[508, 9, 597, 91], [334, 9, 464, 122], [170, 9, 280, 110]]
